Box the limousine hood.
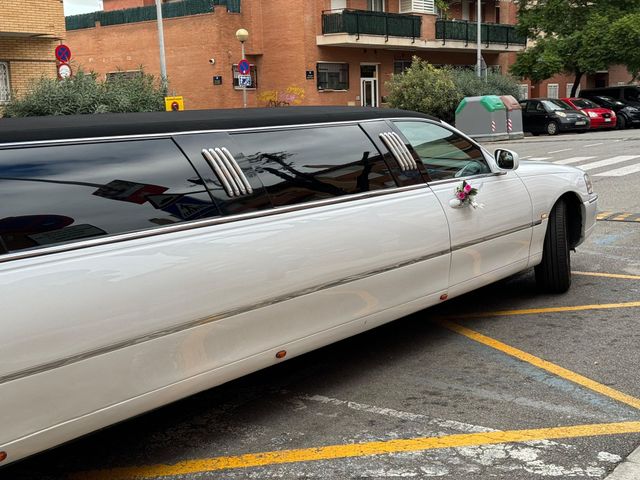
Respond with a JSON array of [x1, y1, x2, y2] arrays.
[[515, 160, 585, 177]]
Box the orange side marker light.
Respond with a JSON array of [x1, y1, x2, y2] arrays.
[[276, 350, 287, 359]]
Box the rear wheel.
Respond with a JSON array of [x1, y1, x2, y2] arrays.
[[546, 121, 559, 135], [535, 200, 571, 293]]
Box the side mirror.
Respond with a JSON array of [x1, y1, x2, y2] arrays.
[[495, 149, 519, 171]]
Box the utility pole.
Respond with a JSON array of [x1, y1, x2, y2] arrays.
[[476, 0, 482, 78], [155, 0, 168, 90]]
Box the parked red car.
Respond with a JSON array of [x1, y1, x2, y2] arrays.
[[561, 97, 617, 129]]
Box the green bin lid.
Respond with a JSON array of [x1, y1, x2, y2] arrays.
[[455, 98, 468, 115], [480, 95, 506, 112]]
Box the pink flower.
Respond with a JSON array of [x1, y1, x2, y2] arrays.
[[456, 191, 466, 200], [464, 183, 472, 193]]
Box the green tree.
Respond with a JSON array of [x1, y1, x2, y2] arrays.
[[385, 58, 459, 122], [511, 0, 640, 96], [608, 13, 640, 82], [3, 69, 166, 117]]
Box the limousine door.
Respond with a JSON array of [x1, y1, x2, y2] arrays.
[[392, 120, 533, 296], [176, 125, 452, 363]]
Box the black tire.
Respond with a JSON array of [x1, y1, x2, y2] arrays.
[[535, 200, 571, 293], [617, 115, 627, 130], [546, 121, 559, 135]]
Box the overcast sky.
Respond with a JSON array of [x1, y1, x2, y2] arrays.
[[63, 0, 103, 16]]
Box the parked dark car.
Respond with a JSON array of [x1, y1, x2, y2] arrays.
[[561, 97, 617, 129], [579, 86, 640, 108], [519, 99, 590, 135], [579, 95, 640, 129]]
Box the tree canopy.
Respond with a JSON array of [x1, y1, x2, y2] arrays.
[[511, 0, 640, 95]]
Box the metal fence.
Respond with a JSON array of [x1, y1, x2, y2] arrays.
[[435, 20, 526, 47], [66, 0, 240, 30], [322, 9, 421, 40]]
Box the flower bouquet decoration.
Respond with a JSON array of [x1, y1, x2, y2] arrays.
[[449, 180, 483, 209]]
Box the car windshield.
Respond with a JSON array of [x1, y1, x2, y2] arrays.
[[595, 96, 625, 106], [541, 100, 571, 111], [572, 98, 598, 109]]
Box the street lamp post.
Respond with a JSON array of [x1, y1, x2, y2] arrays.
[[476, 0, 482, 78], [155, 0, 168, 90], [235, 28, 250, 108]]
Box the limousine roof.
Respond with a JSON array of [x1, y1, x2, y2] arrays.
[[0, 107, 438, 144]]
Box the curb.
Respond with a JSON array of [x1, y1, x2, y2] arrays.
[[604, 445, 640, 479]]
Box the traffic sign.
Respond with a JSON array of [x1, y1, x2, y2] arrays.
[[238, 59, 250, 75], [55, 44, 72, 63], [164, 96, 185, 111], [238, 75, 252, 88], [57, 63, 72, 79]]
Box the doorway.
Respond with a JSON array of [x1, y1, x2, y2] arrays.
[[360, 64, 379, 107]]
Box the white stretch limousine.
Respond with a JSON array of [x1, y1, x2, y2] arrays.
[[0, 107, 597, 465]]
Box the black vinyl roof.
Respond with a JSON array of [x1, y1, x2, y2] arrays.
[[0, 107, 437, 144]]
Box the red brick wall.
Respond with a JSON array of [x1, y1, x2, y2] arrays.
[[66, 0, 523, 110]]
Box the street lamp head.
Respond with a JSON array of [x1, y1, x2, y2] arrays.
[[235, 28, 249, 43]]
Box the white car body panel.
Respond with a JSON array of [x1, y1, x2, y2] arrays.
[[0, 188, 451, 464], [0, 116, 598, 467]]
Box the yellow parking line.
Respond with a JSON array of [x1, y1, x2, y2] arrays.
[[74, 421, 640, 480], [450, 301, 640, 319], [574, 271, 640, 280], [438, 320, 640, 411], [612, 213, 632, 221]]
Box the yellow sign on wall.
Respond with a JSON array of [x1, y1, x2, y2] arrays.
[[164, 96, 185, 111]]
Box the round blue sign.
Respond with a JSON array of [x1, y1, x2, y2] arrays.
[[55, 44, 72, 63], [238, 59, 250, 75]]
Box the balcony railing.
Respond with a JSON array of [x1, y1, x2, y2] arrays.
[[435, 20, 526, 47], [322, 9, 421, 41], [66, 0, 240, 30]]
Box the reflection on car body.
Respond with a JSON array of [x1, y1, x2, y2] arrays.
[[0, 107, 597, 466]]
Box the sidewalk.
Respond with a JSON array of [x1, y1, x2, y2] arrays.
[[605, 445, 640, 479]]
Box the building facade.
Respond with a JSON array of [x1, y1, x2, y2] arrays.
[[65, 0, 526, 109], [0, 0, 65, 106]]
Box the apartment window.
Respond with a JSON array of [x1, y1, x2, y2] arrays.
[[547, 83, 559, 99], [0, 62, 10, 103], [232, 64, 258, 90], [565, 83, 579, 97], [518, 84, 529, 100], [367, 0, 385, 11], [317, 63, 349, 91], [394, 59, 413, 75], [399, 0, 436, 14]]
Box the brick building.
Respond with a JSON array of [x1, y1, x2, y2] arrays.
[[0, 0, 65, 105], [65, 0, 527, 109]]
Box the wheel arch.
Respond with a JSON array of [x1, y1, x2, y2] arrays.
[[556, 192, 584, 249]]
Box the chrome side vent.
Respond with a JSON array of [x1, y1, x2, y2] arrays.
[[202, 147, 254, 197], [379, 132, 418, 171]]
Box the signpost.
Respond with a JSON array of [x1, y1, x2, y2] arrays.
[[238, 59, 250, 75], [55, 44, 72, 63], [164, 96, 185, 111], [57, 63, 72, 79]]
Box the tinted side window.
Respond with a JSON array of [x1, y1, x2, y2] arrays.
[[0, 139, 219, 255], [233, 125, 395, 207], [393, 121, 491, 181]]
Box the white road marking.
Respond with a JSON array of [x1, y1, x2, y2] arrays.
[[585, 143, 604, 147], [528, 157, 551, 161], [554, 156, 596, 165], [594, 162, 640, 177], [259, 393, 623, 478], [579, 155, 640, 171], [548, 148, 572, 154]]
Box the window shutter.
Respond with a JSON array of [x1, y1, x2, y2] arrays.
[[400, 0, 436, 14]]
